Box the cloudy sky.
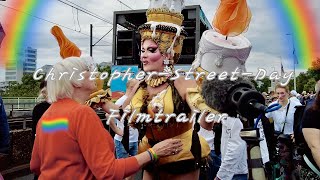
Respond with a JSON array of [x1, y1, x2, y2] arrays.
[[0, 0, 319, 81]]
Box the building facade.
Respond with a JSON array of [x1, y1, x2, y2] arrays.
[[5, 47, 37, 84]]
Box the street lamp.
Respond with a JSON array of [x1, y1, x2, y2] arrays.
[[286, 33, 297, 91]]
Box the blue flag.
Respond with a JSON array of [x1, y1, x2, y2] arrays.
[[293, 49, 299, 65]]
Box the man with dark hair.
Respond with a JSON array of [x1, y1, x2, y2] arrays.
[[305, 80, 320, 110], [0, 96, 10, 154]]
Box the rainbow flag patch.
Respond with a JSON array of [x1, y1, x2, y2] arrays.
[[42, 118, 69, 133]]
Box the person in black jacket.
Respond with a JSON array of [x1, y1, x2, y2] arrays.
[[0, 96, 10, 154], [301, 87, 320, 179], [32, 81, 51, 180], [32, 81, 51, 143]]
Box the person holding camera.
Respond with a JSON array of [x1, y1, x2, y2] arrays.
[[266, 84, 302, 136], [265, 84, 301, 179]]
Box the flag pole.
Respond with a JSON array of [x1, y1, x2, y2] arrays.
[[294, 59, 296, 91], [286, 33, 297, 91]]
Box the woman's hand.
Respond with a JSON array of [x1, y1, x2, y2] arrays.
[[101, 101, 120, 114], [113, 128, 123, 136], [152, 139, 183, 157], [290, 134, 295, 143]]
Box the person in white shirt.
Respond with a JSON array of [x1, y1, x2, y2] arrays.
[[215, 116, 248, 180], [266, 84, 302, 135], [109, 79, 139, 180], [265, 84, 301, 179]]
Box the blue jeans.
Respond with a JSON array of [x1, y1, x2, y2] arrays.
[[115, 140, 138, 158], [232, 174, 248, 180], [200, 150, 221, 180]]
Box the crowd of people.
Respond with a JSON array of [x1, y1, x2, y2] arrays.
[[263, 89, 317, 106]]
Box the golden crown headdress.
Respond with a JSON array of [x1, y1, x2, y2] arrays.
[[139, 0, 187, 63]]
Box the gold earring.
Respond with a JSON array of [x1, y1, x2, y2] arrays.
[[163, 59, 174, 77]]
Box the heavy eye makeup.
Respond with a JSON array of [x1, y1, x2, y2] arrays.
[[141, 46, 158, 53]]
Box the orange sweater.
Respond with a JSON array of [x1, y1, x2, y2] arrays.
[[30, 98, 139, 180]]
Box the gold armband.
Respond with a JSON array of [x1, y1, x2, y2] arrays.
[[186, 86, 219, 114]]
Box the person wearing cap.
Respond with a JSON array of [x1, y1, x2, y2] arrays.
[[30, 26, 183, 180], [121, 0, 215, 179]]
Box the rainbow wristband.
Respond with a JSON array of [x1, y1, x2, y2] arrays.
[[148, 148, 158, 162], [146, 150, 153, 162]]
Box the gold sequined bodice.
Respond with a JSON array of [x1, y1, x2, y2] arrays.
[[129, 84, 192, 141]]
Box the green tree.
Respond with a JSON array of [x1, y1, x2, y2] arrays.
[[288, 79, 294, 91], [304, 78, 316, 92], [97, 64, 111, 89], [251, 79, 258, 89], [0, 89, 4, 96], [296, 72, 308, 93], [290, 67, 320, 93], [255, 77, 271, 92], [306, 68, 320, 82], [3, 74, 41, 97]]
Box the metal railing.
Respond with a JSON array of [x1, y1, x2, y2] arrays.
[[8, 117, 33, 130], [2, 97, 38, 110]]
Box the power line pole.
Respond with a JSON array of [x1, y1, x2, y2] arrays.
[[90, 24, 93, 57], [90, 24, 113, 57]]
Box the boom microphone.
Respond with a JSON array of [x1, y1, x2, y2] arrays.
[[201, 77, 266, 121], [202, 77, 268, 180]]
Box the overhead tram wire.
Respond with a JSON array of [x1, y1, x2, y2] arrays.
[[116, 0, 133, 10], [64, 0, 112, 22], [0, 4, 112, 45], [57, 0, 111, 24], [93, 28, 113, 46], [56, 0, 113, 25], [56, 0, 114, 46]]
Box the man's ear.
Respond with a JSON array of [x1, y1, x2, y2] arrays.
[[72, 82, 82, 88]]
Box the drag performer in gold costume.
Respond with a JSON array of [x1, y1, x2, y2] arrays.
[[121, 1, 218, 179]]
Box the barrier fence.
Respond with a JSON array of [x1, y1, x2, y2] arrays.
[[2, 97, 38, 111]]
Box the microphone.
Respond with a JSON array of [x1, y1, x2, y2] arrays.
[[202, 77, 268, 180], [201, 77, 266, 120]]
